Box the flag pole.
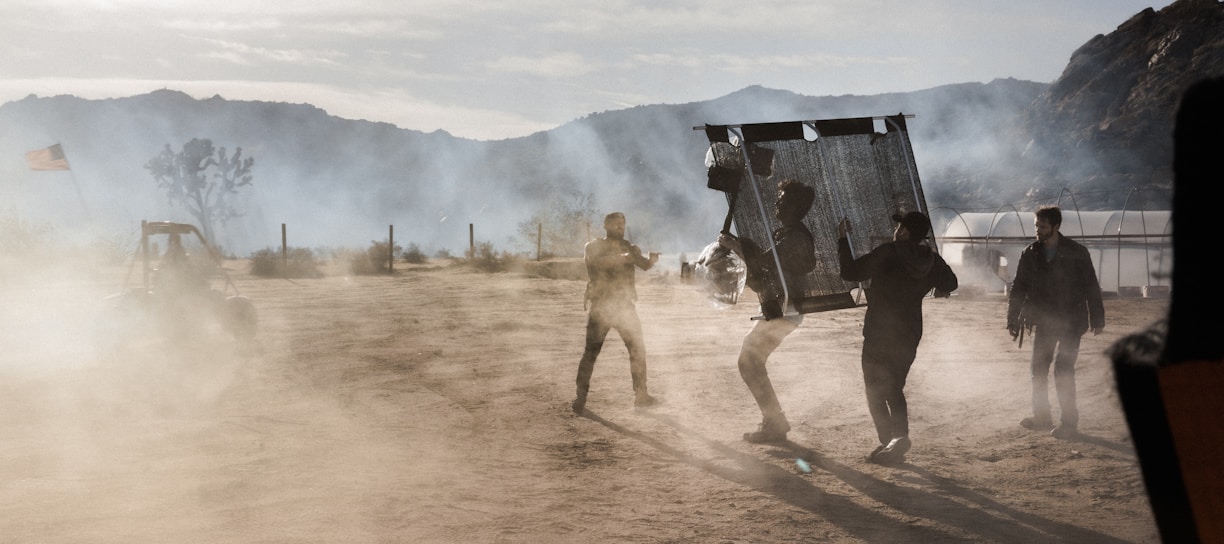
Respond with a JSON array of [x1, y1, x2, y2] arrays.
[[24, 142, 93, 221], [66, 168, 93, 221], [51, 143, 92, 221]]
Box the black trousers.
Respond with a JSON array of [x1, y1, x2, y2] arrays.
[[1029, 325, 1082, 427], [862, 339, 918, 445]]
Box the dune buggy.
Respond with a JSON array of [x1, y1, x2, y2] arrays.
[[102, 221, 257, 346]]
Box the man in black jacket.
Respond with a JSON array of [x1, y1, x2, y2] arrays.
[[1008, 205, 1105, 439], [838, 211, 958, 465]]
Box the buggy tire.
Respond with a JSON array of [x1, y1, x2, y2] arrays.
[[223, 295, 258, 341]]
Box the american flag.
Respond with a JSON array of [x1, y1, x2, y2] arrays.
[[25, 143, 70, 171]]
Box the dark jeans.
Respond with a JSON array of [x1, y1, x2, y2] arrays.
[[862, 340, 918, 445], [1030, 325, 1081, 427], [575, 300, 648, 396]]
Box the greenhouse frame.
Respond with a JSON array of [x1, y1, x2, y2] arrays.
[[932, 189, 1172, 297]]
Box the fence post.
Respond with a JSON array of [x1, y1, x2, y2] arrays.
[[469, 223, 474, 256], [281, 223, 287, 279], [389, 224, 395, 274], [537, 222, 542, 261]]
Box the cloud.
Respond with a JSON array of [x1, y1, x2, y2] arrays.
[[162, 18, 284, 33], [628, 51, 908, 75], [485, 52, 595, 78], [195, 38, 346, 67]]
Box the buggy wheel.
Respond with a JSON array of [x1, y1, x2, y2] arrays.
[[223, 295, 258, 341]]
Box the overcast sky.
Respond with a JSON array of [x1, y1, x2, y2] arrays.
[[2, 0, 1176, 141]]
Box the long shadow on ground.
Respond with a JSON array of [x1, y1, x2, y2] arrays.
[[773, 440, 1136, 544], [584, 411, 1133, 544]]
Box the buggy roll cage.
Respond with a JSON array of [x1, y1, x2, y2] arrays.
[[120, 220, 242, 297]]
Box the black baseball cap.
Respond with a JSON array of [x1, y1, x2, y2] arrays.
[[891, 211, 931, 239]]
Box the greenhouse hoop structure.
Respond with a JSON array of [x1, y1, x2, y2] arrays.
[[932, 188, 1171, 297]]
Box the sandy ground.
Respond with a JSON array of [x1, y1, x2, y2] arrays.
[[0, 257, 1166, 543]]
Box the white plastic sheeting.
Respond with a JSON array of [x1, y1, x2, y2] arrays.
[[932, 209, 1172, 295]]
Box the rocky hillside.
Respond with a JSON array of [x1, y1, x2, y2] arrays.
[[1015, 0, 1224, 209]]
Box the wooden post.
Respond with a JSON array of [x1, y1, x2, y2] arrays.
[[141, 220, 150, 288], [469, 223, 474, 256], [281, 223, 288, 279], [537, 222, 542, 261], [388, 224, 395, 274]]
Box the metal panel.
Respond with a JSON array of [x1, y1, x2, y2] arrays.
[[703, 115, 927, 313]]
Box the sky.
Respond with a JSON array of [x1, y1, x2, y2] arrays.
[[1, 0, 1178, 141]]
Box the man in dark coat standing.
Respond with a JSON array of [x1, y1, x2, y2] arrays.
[[838, 211, 958, 465], [1008, 205, 1105, 439]]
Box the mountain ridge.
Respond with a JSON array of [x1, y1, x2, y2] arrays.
[[1, 79, 1046, 254], [3, 0, 1221, 254]]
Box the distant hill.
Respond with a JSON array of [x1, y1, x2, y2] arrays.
[[2, 0, 1219, 255], [0, 81, 1046, 255]]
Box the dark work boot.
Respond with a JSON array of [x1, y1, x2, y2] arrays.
[[1020, 414, 1054, 431], [743, 413, 790, 443], [1051, 423, 1078, 439], [572, 389, 588, 414]]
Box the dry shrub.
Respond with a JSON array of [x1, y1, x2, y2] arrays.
[[249, 247, 324, 278]]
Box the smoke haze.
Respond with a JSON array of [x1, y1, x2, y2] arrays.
[[0, 81, 1064, 259]]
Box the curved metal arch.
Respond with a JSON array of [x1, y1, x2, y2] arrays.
[[1054, 187, 1108, 286], [989, 204, 1029, 240], [930, 206, 973, 239], [1054, 188, 1087, 237], [1156, 202, 1173, 286], [1117, 187, 1148, 288], [987, 204, 1029, 280]]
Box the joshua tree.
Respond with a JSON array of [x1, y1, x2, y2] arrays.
[[145, 138, 254, 244], [517, 189, 597, 258]]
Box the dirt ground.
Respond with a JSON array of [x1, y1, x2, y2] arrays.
[[0, 257, 1166, 543]]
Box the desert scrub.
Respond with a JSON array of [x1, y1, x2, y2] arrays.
[[463, 241, 522, 273], [250, 247, 324, 278]]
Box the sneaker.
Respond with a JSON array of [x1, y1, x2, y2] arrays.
[[634, 392, 659, 409], [571, 394, 587, 414], [1020, 416, 1054, 431], [871, 436, 911, 465], [1051, 424, 1078, 439]]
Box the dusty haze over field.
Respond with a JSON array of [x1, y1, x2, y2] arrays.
[[0, 250, 1168, 542]]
